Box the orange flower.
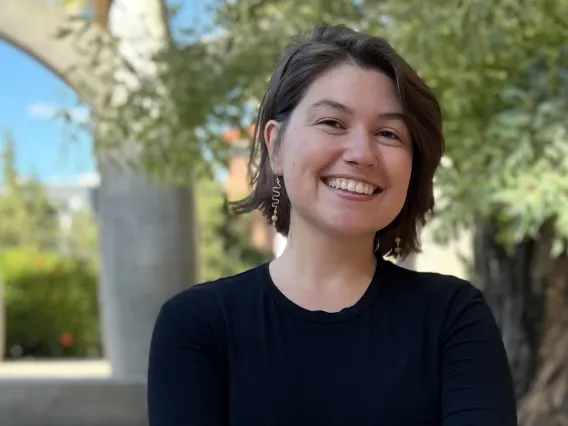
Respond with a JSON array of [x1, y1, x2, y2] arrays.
[[59, 333, 75, 347]]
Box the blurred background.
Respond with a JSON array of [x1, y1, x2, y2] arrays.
[[0, 0, 566, 425]]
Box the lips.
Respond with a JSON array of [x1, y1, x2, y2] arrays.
[[322, 177, 382, 196]]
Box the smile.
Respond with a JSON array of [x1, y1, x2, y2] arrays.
[[322, 177, 382, 196]]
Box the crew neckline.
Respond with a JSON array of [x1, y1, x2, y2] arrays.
[[261, 257, 390, 323]]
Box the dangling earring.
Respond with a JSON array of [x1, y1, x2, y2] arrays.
[[374, 235, 380, 253], [271, 176, 281, 225], [394, 236, 401, 255]]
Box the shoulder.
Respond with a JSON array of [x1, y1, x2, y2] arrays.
[[382, 260, 488, 326], [158, 263, 267, 323], [385, 260, 481, 301], [151, 264, 268, 350], [150, 264, 268, 358]]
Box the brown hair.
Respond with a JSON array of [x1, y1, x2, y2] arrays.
[[231, 25, 444, 259]]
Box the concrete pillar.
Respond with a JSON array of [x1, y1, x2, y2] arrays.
[[96, 166, 197, 379], [95, 0, 198, 379]]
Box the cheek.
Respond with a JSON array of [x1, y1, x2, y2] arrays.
[[280, 140, 301, 177], [281, 135, 330, 202], [281, 130, 323, 176], [280, 133, 306, 195], [385, 148, 413, 189]]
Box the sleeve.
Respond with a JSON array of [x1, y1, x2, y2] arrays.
[[440, 282, 518, 426], [147, 295, 227, 426]]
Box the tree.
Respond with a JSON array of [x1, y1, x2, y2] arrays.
[[197, 175, 270, 282], [0, 131, 62, 362], [60, 209, 100, 262], [0, 131, 61, 250]]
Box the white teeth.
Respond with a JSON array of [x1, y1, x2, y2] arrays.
[[324, 178, 377, 195]]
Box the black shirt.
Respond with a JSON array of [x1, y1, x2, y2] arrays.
[[147, 258, 517, 425]]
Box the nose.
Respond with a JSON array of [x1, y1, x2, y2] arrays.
[[343, 131, 379, 168]]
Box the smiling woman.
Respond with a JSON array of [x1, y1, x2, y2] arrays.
[[147, 25, 517, 426], [261, 64, 415, 247]]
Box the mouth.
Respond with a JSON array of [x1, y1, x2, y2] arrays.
[[321, 177, 384, 197]]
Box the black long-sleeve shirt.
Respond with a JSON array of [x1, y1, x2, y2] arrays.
[[147, 258, 517, 425]]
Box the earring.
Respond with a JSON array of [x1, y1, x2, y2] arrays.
[[271, 176, 281, 224], [394, 236, 401, 255], [374, 236, 380, 253]]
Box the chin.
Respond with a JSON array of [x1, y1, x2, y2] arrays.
[[320, 217, 379, 238], [320, 209, 399, 237]]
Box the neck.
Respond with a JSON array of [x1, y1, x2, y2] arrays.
[[273, 215, 378, 291]]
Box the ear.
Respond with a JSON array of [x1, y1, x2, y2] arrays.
[[264, 120, 283, 175]]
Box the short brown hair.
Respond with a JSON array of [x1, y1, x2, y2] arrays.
[[231, 25, 444, 259]]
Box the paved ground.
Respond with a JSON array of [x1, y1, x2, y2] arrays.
[[0, 359, 111, 379]]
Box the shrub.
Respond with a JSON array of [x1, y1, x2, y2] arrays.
[[0, 247, 101, 359]]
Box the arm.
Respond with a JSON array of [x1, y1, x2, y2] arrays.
[[441, 283, 517, 425], [147, 295, 227, 426]]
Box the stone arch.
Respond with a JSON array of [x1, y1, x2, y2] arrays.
[[0, 0, 111, 106]]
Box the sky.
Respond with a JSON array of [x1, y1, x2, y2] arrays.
[[0, 0, 216, 184]]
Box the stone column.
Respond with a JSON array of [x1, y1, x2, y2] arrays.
[[96, 167, 198, 379], [96, 0, 198, 380]]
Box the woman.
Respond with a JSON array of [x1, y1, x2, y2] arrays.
[[147, 25, 517, 425]]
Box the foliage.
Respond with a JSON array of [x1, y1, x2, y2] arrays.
[[197, 174, 271, 282], [161, 0, 566, 255], [0, 131, 98, 260], [59, 209, 100, 263], [0, 132, 61, 250], [0, 247, 101, 359], [379, 0, 568, 254], [55, 1, 568, 254], [53, 0, 568, 246], [58, 1, 376, 186], [0, 132, 100, 360]]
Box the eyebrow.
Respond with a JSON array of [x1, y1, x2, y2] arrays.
[[308, 99, 353, 114], [307, 98, 406, 121]]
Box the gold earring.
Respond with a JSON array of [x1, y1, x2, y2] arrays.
[[271, 176, 281, 224], [394, 236, 401, 255]]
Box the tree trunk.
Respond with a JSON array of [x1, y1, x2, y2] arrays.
[[474, 218, 568, 425]]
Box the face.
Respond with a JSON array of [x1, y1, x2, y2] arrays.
[[265, 63, 413, 238]]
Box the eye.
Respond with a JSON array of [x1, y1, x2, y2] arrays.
[[318, 119, 345, 130], [377, 130, 400, 140]]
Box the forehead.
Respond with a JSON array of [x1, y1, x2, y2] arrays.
[[299, 64, 402, 114]]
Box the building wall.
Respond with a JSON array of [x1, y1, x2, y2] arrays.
[[225, 156, 250, 198]]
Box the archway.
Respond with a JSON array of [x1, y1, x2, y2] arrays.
[[0, 0, 198, 382]]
